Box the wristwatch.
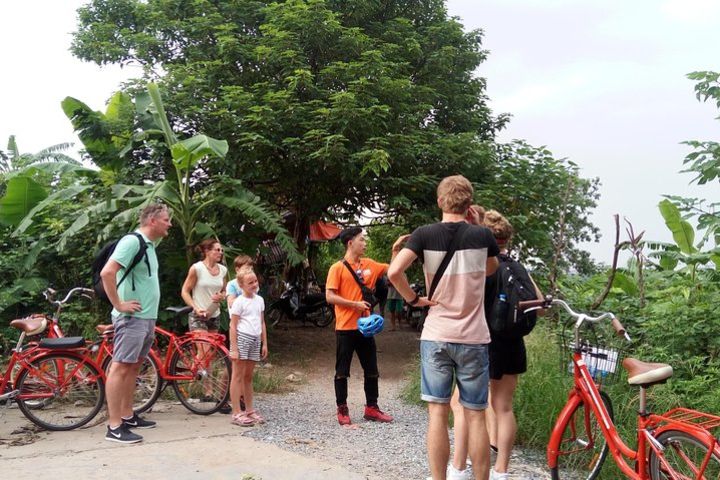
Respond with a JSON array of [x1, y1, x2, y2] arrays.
[[408, 293, 420, 306]]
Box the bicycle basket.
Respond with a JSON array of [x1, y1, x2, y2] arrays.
[[558, 322, 627, 386]]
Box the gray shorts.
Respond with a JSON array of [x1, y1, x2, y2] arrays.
[[189, 312, 219, 332], [111, 314, 156, 364]]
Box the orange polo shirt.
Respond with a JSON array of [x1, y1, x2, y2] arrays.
[[326, 258, 388, 330]]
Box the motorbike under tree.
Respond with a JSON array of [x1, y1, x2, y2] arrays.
[[404, 283, 428, 331], [266, 282, 334, 328]]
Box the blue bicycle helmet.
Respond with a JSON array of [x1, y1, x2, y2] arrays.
[[358, 314, 384, 337]]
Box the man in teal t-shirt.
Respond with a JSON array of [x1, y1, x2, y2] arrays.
[[100, 203, 171, 444]]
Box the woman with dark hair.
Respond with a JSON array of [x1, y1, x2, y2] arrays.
[[180, 239, 229, 408], [181, 239, 228, 333]]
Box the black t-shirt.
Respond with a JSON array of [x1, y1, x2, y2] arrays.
[[405, 221, 499, 343]]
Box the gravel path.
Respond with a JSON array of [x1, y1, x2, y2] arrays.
[[237, 325, 551, 479]]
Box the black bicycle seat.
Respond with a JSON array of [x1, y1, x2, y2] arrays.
[[165, 306, 193, 316]]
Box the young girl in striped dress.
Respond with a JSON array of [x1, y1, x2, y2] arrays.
[[229, 267, 268, 426]]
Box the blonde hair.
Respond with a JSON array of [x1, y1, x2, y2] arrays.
[[236, 266, 257, 286], [483, 210, 514, 245], [437, 175, 473, 214]]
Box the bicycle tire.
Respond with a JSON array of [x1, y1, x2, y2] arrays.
[[550, 390, 612, 480], [649, 429, 720, 479], [102, 353, 162, 415], [311, 304, 334, 328], [169, 338, 230, 415], [266, 303, 285, 328], [15, 352, 105, 431]]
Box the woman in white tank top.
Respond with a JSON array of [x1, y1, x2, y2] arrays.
[[181, 239, 228, 332]]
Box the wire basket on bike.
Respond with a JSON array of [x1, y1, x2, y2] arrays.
[[558, 321, 628, 386]]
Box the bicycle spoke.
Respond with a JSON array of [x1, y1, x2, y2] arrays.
[[16, 354, 104, 431], [650, 430, 720, 480]]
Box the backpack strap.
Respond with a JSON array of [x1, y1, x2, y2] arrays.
[[427, 223, 470, 301], [117, 233, 150, 291], [343, 260, 367, 289]]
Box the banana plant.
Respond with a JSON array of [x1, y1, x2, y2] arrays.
[[0, 136, 90, 227], [14, 83, 302, 267], [649, 199, 720, 283]]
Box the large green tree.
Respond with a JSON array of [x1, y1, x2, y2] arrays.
[[71, 0, 506, 249]]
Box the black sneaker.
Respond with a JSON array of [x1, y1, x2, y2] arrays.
[[122, 413, 157, 429], [218, 402, 232, 414], [105, 424, 143, 444]]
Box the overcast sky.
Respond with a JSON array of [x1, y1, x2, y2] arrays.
[[2, 1, 719, 263]]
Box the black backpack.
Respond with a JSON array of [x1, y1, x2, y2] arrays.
[[487, 253, 538, 339], [91, 232, 150, 304]]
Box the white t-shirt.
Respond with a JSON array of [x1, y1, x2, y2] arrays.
[[229, 293, 265, 336]]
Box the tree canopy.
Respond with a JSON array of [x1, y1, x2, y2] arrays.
[[72, 0, 507, 247]]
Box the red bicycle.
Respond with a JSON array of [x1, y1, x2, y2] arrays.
[[96, 306, 231, 415], [36, 288, 230, 415], [0, 318, 105, 431], [522, 296, 720, 479]]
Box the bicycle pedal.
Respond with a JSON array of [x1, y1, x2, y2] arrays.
[[0, 389, 19, 402]]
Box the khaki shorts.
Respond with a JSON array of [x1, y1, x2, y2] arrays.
[[189, 312, 219, 331]]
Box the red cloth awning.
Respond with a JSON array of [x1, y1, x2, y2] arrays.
[[309, 221, 342, 242]]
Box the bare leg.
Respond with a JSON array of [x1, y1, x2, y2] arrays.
[[240, 359, 255, 412], [490, 375, 519, 474], [427, 402, 450, 480], [487, 387, 497, 447], [107, 360, 142, 426], [230, 359, 244, 415], [465, 408, 490, 480], [450, 388, 469, 470]]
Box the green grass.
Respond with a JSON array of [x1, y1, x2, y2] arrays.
[[252, 367, 288, 394]]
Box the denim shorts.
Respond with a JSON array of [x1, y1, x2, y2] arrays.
[[111, 314, 156, 363], [420, 340, 489, 410]]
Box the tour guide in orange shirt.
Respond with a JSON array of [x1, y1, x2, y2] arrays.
[[326, 227, 409, 426]]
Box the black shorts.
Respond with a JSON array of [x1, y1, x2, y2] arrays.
[[488, 336, 527, 380]]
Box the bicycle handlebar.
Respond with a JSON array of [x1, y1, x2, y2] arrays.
[[518, 295, 630, 341], [46, 287, 95, 306]]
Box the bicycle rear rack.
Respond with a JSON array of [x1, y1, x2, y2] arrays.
[[662, 408, 720, 431]]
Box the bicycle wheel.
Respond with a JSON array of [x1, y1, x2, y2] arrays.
[[15, 353, 105, 431], [169, 338, 230, 415], [311, 304, 334, 328], [14, 354, 56, 410], [550, 391, 612, 480], [102, 353, 162, 415], [649, 429, 720, 479]]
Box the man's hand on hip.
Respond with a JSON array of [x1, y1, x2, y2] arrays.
[[116, 300, 142, 314]]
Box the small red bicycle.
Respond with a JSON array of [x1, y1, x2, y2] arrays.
[[521, 296, 720, 479], [0, 318, 105, 431]]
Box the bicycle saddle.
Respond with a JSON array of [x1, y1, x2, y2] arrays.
[[39, 337, 86, 349], [10, 315, 48, 336], [95, 324, 114, 335], [166, 306, 193, 316], [623, 358, 673, 386]]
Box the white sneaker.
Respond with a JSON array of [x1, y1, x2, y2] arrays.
[[490, 469, 510, 480], [448, 464, 474, 480]]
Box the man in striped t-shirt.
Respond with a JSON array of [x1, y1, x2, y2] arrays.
[[389, 175, 499, 480]]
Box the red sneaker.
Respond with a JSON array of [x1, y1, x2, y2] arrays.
[[363, 405, 393, 423], [337, 404, 351, 425]]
